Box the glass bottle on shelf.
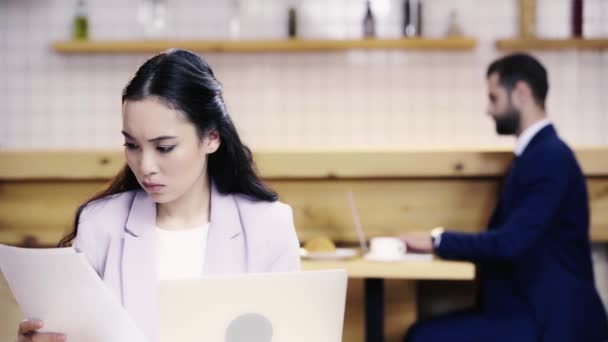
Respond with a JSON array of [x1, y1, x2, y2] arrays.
[[137, 0, 168, 39], [417, 0, 423, 36], [571, 0, 583, 38], [403, 0, 422, 37], [229, 0, 241, 40], [72, 0, 89, 40], [363, 0, 376, 38], [288, 5, 297, 38], [445, 9, 463, 37]]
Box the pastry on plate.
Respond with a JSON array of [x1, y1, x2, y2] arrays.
[[304, 236, 336, 253]]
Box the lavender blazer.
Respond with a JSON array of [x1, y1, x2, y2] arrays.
[[72, 184, 301, 342]]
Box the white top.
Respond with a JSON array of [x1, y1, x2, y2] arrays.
[[514, 118, 551, 156], [156, 223, 209, 280]]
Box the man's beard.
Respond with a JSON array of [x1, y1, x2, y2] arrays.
[[494, 105, 521, 135]]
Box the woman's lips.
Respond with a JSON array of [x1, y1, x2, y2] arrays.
[[143, 182, 164, 193]]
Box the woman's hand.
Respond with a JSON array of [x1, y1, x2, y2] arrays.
[[16, 319, 66, 342]]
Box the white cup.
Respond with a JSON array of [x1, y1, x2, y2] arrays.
[[368, 237, 407, 260]]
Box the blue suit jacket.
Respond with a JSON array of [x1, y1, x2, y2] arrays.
[[437, 125, 608, 341]]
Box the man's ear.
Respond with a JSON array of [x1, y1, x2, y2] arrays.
[[512, 80, 533, 107]]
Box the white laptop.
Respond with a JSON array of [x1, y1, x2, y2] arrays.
[[158, 270, 347, 342]]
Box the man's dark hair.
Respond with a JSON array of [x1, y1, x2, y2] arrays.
[[487, 53, 549, 109]]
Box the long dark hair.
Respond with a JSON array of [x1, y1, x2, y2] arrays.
[[59, 49, 277, 247]]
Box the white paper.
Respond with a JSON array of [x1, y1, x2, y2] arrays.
[[0, 244, 149, 342]]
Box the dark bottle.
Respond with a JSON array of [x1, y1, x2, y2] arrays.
[[572, 0, 583, 38], [403, 0, 422, 37], [416, 0, 423, 36], [363, 0, 376, 38], [403, 0, 412, 36], [288, 6, 297, 38]]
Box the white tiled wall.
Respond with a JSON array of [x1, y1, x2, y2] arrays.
[[0, 0, 607, 149], [1, 0, 608, 315]]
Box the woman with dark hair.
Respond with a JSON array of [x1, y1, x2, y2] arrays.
[[17, 49, 300, 342]]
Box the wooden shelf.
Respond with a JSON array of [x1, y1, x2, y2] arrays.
[[496, 38, 608, 51], [52, 38, 478, 54]]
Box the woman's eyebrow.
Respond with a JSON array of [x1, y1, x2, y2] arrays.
[[121, 131, 177, 142]]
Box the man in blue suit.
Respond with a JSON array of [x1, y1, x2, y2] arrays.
[[401, 53, 608, 342]]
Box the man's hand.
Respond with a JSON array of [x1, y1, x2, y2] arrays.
[[399, 233, 434, 253]]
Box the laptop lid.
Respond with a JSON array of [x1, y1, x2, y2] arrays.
[[158, 270, 347, 342], [348, 190, 368, 252]]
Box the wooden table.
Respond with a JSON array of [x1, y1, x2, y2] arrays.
[[302, 258, 475, 342]]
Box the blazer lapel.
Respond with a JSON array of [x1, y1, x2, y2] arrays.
[[119, 185, 246, 340], [122, 190, 159, 342], [204, 183, 246, 275]]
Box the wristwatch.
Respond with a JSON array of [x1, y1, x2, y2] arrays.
[[430, 227, 445, 249]]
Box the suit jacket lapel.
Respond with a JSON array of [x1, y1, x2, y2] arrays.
[[122, 190, 159, 342], [488, 125, 556, 231], [204, 183, 246, 275]]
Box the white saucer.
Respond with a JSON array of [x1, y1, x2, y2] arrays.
[[300, 247, 359, 260], [363, 252, 434, 262]]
